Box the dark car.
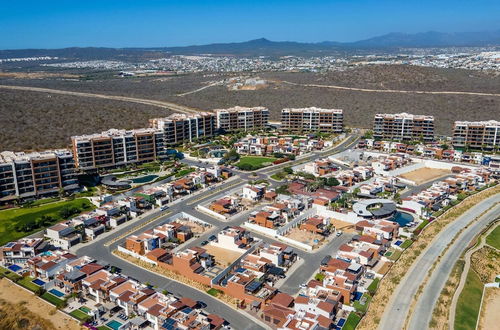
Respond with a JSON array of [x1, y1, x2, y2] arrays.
[[208, 235, 217, 241], [197, 301, 208, 308], [201, 240, 209, 246]]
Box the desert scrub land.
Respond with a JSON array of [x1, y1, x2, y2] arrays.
[[357, 184, 500, 330], [0, 278, 82, 330]]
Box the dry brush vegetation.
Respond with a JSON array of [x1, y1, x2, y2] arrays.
[[357, 184, 500, 330]]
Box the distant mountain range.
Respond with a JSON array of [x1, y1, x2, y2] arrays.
[[1, 30, 499, 59]]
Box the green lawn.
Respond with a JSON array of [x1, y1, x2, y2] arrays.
[[174, 168, 195, 178], [353, 294, 372, 314], [41, 292, 66, 308], [0, 266, 22, 281], [18, 276, 41, 292], [236, 156, 276, 170], [206, 288, 221, 297], [0, 198, 94, 245], [386, 248, 402, 261], [485, 224, 500, 249], [400, 239, 413, 249], [367, 278, 380, 295], [454, 269, 483, 330], [97, 327, 111, 330], [315, 273, 326, 281], [343, 312, 361, 330], [29, 197, 61, 207], [70, 309, 91, 322]]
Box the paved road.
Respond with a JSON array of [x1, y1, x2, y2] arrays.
[[73, 134, 360, 328], [407, 199, 500, 330], [379, 193, 500, 330], [0, 84, 200, 114]]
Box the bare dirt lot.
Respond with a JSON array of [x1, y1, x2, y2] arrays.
[[285, 227, 324, 247], [330, 218, 357, 233], [478, 288, 500, 330], [204, 245, 243, 266], [173, 219, 211, 235], [0, 278, 82, 330], [399, 167, 450, 185]]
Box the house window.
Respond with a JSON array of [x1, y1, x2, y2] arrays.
[[273, 319, 280, 325]]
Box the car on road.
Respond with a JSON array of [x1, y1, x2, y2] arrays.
[[197, 301, 207, 308], [336, 231, 343, 237], [201, 240, 209, 246], [160, 205, 169, 211], [208, 235, 217, 241], [299, 283, 307, 289]]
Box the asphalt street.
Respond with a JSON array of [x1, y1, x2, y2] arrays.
[[74, 134, 360, 328], [379, 193, 500, 330]]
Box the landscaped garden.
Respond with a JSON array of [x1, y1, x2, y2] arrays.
[[0, 198, 95, 245], [236, 156, 277, 171]]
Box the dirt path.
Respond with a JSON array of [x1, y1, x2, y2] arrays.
[[0, 84, 202, 114], [281, 80, 500, 97]]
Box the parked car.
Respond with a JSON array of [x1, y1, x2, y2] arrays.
[[336, 231, 343, 237], [208, 235, 217, 241], [201, 240, 209, 246]]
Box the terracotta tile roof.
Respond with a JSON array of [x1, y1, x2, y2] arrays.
[[271, 292, 294, 308]]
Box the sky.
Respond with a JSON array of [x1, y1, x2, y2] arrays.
[[0, 0, 499, 49]]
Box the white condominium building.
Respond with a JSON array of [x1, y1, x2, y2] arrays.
[[214, 106, 269, 132], [281, 107, 343, 133]]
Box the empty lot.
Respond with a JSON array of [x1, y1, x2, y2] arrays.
[[399, 167, 450, 185]]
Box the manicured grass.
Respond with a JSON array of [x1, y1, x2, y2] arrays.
[[367, 278, 380, 295], [485, 224, 500, 249], [18, 276, 41, 292], [236, 156, 277, 170], [386, 249, 402, 261], [353, 294, 372, 314], [174, 168, 195, 178], [400, 239, 413, 249], [343, 312, 362, 330], [29, 197, 61, 207], [41, 291, 66, 308], [0, 198, 94, 245], [70, 309, 91, 322], [0, 266, 22, 281], [414, 219, 430, 235], [97, 326, 111, 330], [454, 269, 483, 330]]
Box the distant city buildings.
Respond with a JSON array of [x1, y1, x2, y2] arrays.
[[452, 120, 500, 151], [149, 112, 216, 145], [71, 128, 168, 171], [373, 112, 435, 142], [281, 107, 344, 133], [214, 106, 269, 132], [0, 149, 79, 201]]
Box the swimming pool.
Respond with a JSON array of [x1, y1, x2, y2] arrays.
[[8, 264, 22, 272], [106, 320, 123, 330], [131, 175, 158, 183], [393, 211, 413, 226], [32, 278, 46, 286], [80, 306, 91, 314], [49, 288, 65, 297]]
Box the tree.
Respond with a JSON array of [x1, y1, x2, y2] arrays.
[[325, 177, 340, 187], [393, 192, 402, 204], [283, 167, 293, 175]]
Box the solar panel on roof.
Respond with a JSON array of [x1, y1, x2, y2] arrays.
[[246, 280, 263, 292], [162, 318, 176, 329], [183, 307, 193, 314]]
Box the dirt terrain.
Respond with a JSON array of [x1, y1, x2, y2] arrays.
[[399, 168, 451, 185], [1, 65, 499, 151]]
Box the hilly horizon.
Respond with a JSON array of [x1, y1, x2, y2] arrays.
[[1, 29, 499, 59]]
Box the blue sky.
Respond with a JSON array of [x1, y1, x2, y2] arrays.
[[0, 0, 498, 49]]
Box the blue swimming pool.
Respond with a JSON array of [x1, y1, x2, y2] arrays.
[[106, 320, 123, 330], [49, 288, 65, 297], [8, 264, 22, 272], [131, 175, 158, 183], [353, 291, 363, 301], [393, 211, 413, 226], [32, 278, 46, 286]]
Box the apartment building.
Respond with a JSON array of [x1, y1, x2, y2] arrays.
[[71, 128, 167, 171], [452, 120, 500, 150], [281, 107, 343, 133], [373, 112, 435, 142], [149, 112, 216, 145], [0, 149, 79, 202], [214, 106, 269, 132]]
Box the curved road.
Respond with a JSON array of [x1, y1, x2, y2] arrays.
[[0, 84, 200, 114], [379, 193, 500, 330], [282, 81, 500, 97]]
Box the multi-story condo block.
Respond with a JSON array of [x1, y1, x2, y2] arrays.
[[452, 120, 500, 151], [214, 106, 269, 132], [71, 128, 167, 171], [149, 112, 215, 145], [0, 149, 79, 202], [373, 112, 435, 142], [281, 107, 343, 133]]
